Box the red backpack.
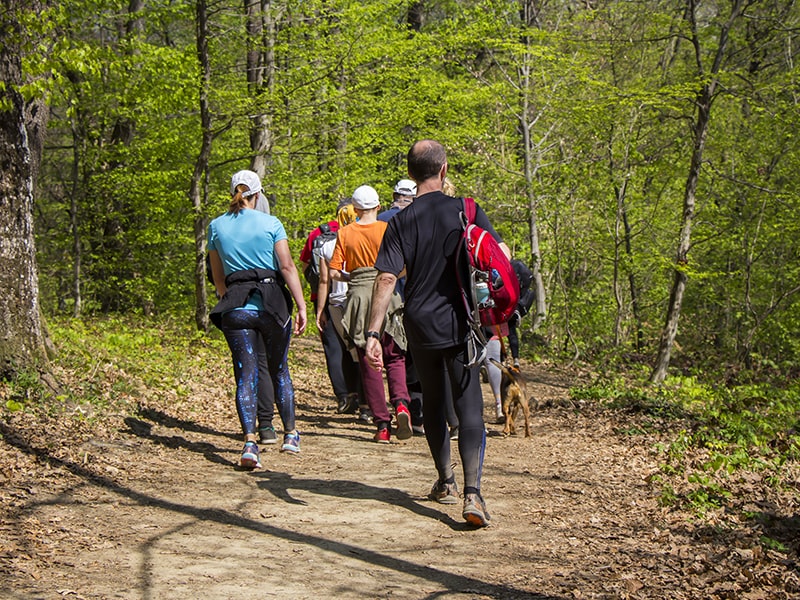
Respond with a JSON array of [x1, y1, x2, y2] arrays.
[[457, 197, 520, 366]]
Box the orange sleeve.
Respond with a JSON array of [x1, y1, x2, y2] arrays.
[[329, 230, 346, 271]]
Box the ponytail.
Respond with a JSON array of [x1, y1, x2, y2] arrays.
[[229, 184, 250, 214]]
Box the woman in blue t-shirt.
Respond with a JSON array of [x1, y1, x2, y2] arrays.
[[207, 170, 307, 469]]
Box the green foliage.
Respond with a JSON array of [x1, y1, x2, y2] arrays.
[[20, 0, 800, 381], [46, 314, 230, 414], [684, 471, 732, 514], [577, 375, 800, 516], [759, 536, 789, 553], [0, 315, 234, 426], [1, 369, 47, 412]]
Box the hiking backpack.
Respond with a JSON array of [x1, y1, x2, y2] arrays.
[[511, 259, 535, 318], [457, 197, 520, 367], [303, 222, 337, 291]]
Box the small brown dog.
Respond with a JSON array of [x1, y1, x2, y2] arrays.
[[489, 358, 532, 437]]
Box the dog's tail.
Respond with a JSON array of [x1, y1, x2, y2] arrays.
[[488, 357, 516, 380]]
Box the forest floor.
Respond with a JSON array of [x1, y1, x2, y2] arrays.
[[1, 335, 798, 599]]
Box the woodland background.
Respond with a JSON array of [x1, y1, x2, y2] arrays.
[[0, 0, 798, 530], [12, 0, 798, 380]]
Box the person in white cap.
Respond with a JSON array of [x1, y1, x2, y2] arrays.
[[208, 170, 307, 469], [230, 169, 271, 214], [377, 179, 425, 436], [329, 185, 413, 444], [210, 170, 276, 444], [377, 178, 417, 223]]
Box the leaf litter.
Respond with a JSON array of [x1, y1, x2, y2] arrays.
[[0, 335, 797, 599]]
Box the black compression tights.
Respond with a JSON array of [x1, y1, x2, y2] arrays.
[[410, 344, 486, 496]]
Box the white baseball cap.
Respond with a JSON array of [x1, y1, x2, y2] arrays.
[[351, 185, 380, 210], [230, 170, 270, 214], [393, 179, 417, 197]]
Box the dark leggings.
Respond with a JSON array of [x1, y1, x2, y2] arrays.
[[507, 319, 519, 360], [316, 301, 360, 399], [221, 310, 295, 436], [410, 343, 486, 496], [255, 336, 275, 428]]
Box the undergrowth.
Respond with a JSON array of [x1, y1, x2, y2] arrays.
[[2, 314, 230, 422], [572, 374, 800, 525]]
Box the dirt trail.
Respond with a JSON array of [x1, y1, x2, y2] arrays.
[[1, 337, 797, 599]]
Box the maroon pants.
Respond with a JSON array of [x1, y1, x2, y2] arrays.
[[356, 333, 410, 426]]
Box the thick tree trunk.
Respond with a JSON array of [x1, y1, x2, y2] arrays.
[[0, 0, 48, 376]]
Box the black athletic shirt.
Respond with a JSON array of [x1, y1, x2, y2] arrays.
[[375, 191, 502, 349]]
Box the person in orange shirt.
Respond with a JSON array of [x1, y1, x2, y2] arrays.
[[329, 185, 412, 443]]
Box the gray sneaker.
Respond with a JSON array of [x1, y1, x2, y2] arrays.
[[462, 493, 491, 527], [428, 479, 459, 505], [259, 426, 278, 445]]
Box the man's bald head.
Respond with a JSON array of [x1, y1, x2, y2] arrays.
[[407, 140, 447, 183]]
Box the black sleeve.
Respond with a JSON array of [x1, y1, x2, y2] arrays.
[[516, 288, 535, 316], [374, 217, 405, 276], [474, 202, 503, 243]]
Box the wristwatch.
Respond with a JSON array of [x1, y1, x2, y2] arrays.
[[365, 330, 381, 341]]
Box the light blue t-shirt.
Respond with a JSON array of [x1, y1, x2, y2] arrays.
[[207, 208, 288, 311]]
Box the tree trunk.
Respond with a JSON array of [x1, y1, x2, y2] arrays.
[[651, 0, 743, 383], [612, 178, 626, 347], [246, 0, 275, 211], [191, 0, 214, 332], [70, 124, 82, 317], [0, 0, 48, 376], [520, 74, 547, 328], [518, 1, 547, 330], [651, 90, 711, 383], [622, 205, 643, 351]]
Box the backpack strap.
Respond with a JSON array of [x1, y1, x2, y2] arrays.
[[457, 196, 487, 368], [462, 196, 476, 226]]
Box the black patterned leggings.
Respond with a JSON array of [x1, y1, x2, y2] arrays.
[[221, 310, 295, 436]]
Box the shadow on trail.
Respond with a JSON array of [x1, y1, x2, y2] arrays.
[[122, 417, 236, 467], [683, 509, 799, 572], [254, 470, 464, 529], [757, 512, 800, 561], [0, 420, 562, 600], [134, 405, 240, 441], [123, 413, 378, 463]]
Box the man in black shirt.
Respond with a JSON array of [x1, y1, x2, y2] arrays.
[[366, 140, 510, 527]]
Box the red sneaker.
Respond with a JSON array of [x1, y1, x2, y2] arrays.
[[373, 427, 390, 443], [395, 403, 413, 440]]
